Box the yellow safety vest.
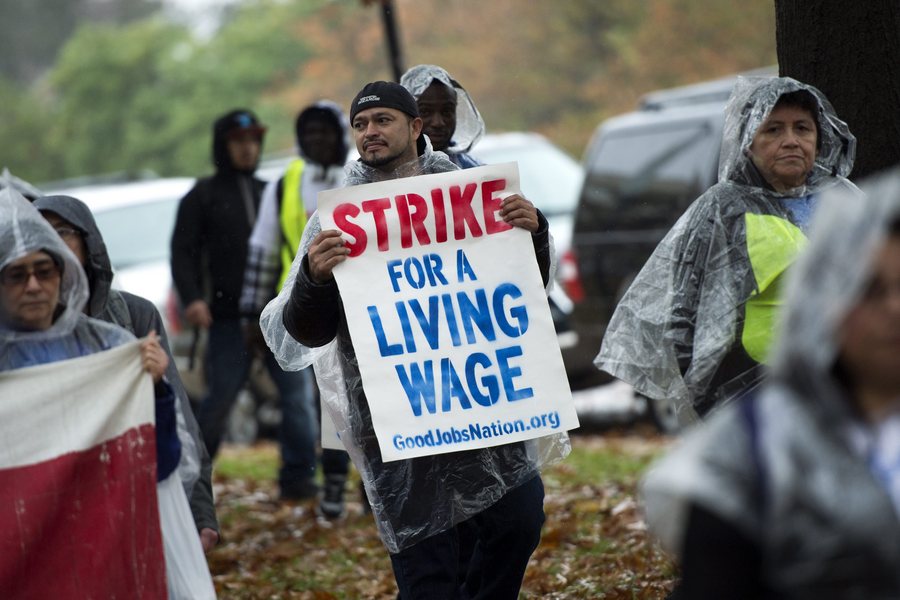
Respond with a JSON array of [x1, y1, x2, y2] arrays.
[[278, 158, 307, 291], [742, 212, 808, 363]]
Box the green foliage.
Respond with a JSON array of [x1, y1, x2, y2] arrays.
[[1, 0, 776, 185]]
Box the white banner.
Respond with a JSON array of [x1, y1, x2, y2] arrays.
[[319, 163, 578, 461]]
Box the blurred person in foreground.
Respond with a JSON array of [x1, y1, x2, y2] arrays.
[[171, 109, 321, 501], [259, 81, 569, 599], [0, 188, 216, 599], [400, 64, 484, 168], [240, 101, 352, 517], [642, 167, 900, 598], [34, 194, 220, 551], [596, 76, 857, 428]]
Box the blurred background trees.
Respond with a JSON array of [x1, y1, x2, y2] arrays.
[[0, 0, 776, 185]]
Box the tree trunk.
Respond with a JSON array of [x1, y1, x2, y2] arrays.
[[775, 0, 900, 180]]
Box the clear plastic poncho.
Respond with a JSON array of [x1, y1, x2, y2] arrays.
[[400, 64, 485, 155], [0, 186, 133, 356], [641, 168, 900, 596], [596, 76, 858, 426], [261, 147, 570, 552]]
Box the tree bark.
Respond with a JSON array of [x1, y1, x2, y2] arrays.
[[775, 0, 900, 180]]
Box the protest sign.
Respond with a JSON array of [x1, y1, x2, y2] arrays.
[[0, 341, 166, 599], [318, 162, 578, 462]]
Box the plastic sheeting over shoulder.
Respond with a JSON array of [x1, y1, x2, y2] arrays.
[[641, 169, 900, 595], [400, 64, 485, 154], [261, 149, 570, 553], [596, 76, 858, 425], [773, 166, 900, 380]]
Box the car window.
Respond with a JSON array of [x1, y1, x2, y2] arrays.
[[93, 197, 180, 269], [582, 121, 719, 210], [473, 142, 583, 216]]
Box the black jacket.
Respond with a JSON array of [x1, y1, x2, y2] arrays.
[[171, 110, 267, 320]]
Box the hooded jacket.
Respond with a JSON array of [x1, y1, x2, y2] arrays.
[[596, 76, 858, 425], [641, 168, 900, 598], [240, 101, 350, 316], [32, 194, 218, 533], [259, 147, 569, 553], [171, 109, 267, 320]]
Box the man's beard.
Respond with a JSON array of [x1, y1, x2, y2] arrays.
[[360, 152, 400, 169], [360, 139, 412, 169]]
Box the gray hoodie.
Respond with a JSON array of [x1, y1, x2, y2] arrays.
[[33, 194, 218, 534]]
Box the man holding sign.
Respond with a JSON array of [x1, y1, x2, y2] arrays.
[[261, 81, 574, 599]]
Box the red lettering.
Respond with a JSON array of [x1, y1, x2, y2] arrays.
[[333, 203, 367, 257], [431, 188, 448, 243], [362, 198, 392, 251], [482, 178, 513, 234], [395, 193, 431, 249], [450, 183, 483, 240]]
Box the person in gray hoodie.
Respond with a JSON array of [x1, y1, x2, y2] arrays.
[[33, 194, 220, 552]]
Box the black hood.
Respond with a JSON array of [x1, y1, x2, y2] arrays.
[[295, 101, 350, 168], [212, 109, 267, 175], [33, 195, 114, 318]]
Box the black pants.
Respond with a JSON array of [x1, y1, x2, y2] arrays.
[[389, 475, 545, 600]]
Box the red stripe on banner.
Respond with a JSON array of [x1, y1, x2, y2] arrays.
[[0, 424, 166, 599]]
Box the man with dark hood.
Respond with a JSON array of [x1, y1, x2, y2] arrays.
[[171, 109, 320, 501], [240, 100, 352, 517], [597, 76, 858, 428], [259, 81, 570, 599], [33, 193, 219, 551]]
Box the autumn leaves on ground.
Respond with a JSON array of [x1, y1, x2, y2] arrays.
[[209, 426, 676, 599]]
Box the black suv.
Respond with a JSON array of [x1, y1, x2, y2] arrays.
[[563, 75, 746, 399]]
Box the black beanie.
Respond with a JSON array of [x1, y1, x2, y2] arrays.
[[349, 81, 420, 123]]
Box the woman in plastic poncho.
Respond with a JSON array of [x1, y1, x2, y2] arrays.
[[596, 76, 857, 428], [0, 188, 216, 599], [642, 168, 900, 598]]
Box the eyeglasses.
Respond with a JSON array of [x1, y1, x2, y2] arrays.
[[0, 262, 61, 287], [54, 227, 81, 240]]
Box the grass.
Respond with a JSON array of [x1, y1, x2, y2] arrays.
[[207, 427, 676, 599]]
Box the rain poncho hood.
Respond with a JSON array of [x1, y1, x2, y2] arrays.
[[718, 76, 855, 190], [1, 188, 90, 341], [641, 168, 900, 597], [0, 186, 133, 357], [260, 145, 568, 552], [400, 64, 485, 155], [1, 167, 42, 201], [596, 76, 858, 425], [295, 100, 351, 169]]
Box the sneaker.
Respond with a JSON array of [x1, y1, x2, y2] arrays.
[[318, 474, 347, 519], [280, 478, 319, 501]]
